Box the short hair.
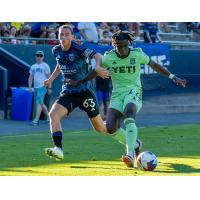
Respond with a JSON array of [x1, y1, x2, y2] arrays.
[[112, 30, 135, 45], [58, 25, 73, 34]]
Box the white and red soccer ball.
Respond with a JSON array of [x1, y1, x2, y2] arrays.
[[137, 151, 157, 171]]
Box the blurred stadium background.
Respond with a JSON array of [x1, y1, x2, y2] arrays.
[[1, 22, 200, 122]]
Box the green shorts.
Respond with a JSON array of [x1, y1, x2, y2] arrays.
[[109, 88, 142, 114], [34, 86, 47, 105]]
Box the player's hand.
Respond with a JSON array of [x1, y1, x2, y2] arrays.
[[29, 87, 33, 92], [172, 76, 187, 88], [44, 79, 51, 87], [95, 67, 110, 79]]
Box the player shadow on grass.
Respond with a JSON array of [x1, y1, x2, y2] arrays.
[[69, 165, 133, 171], [155, 163, 200, 174]]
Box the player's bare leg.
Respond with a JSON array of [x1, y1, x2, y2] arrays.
[[45, 103, 68, 160], [89, 114, 107, 133]]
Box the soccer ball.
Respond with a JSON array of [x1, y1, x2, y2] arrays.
[[136, 151, 157, 171]]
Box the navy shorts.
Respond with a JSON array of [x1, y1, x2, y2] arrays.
[[96, 91, 110, 103], [56, 89, 99, 118]]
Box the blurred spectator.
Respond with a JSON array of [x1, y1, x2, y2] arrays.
[[2, 30, 10, 43], [28, 50, 51, 126], [189, 22, 200, 31], [31, 22, 49, 38], [9, 26, 18, 44], [127, 22, 140, 40], [97, 22, 110, 39], [143, 22, 162, 43], [0, 22, 7, 36], [78, 22, 99, 43], [99, 30, 112, 45], [47, 26, 56, 35], [71, 22, 81, 39], [116, 22, 128, 31], [10, 22, 24, 32], [110, 25, 120, 35], [157, 22, 170, 33], [47, 32, 59, 45], [19, 25, 31, 44], [0, 23, 5, 43]]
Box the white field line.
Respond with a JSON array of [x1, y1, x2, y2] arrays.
[[0, 130, 90, 139]]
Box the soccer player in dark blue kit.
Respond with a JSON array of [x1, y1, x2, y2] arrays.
[[44, 25, 109, 160]]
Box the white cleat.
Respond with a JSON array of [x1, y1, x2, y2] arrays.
[[45, 147, 64, 161]]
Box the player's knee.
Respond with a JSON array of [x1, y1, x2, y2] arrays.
[[124, 105, 136, 118], [49, 109, 58, 122], [94, 125, 104, 133]]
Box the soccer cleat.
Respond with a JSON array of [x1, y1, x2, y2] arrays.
[[121, 155, 134, 168], [45, 147, 64, 161], [134, 139, 142, 158]]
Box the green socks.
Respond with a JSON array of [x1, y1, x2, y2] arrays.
[[124, 118, 138, 159], [112, 127, 126, 145]]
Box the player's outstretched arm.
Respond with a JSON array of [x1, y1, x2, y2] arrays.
[[68, 67, 108, 86], [68, 54, 109, 86], [93, 53, 110, 78], [148, 59, 187, 88], [44, 65, 61, 87]]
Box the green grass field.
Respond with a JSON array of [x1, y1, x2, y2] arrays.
[[0, 124, 200, 176]]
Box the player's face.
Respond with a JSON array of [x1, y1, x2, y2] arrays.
[[59, 28, 74, 46], [115, 39, 130, 58]]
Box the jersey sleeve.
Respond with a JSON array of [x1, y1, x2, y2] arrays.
[[52, 45, 60, 65], [73, 42, 97, 59], [138, 48, 150, 65], [101, 51, 109, 68], [52, 46, 58, 57]]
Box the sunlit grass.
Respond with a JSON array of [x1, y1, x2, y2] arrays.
[[0, 125, 200, 176]]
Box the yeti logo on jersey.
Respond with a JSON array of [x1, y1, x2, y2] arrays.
[[83, 49, 94, 57], [106, 66, 135, 73], [130, 58, 135, 65], [69, 53, 75, 62]]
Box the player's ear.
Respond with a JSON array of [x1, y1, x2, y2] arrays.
[[111, 39, 116, 48]]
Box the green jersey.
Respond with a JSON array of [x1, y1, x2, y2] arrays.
[[101, 48, 150, 95]]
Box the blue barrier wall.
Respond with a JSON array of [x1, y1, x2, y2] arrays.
[[168, 50, 200, 91], [0, 43, 200, 98]]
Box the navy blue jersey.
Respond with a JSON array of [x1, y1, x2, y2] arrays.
[[52, 41, 97, 93]]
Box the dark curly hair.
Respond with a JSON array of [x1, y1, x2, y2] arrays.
[[112, 30, 135, 46]]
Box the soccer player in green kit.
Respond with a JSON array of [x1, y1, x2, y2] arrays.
[[69, 31, 187, 168]]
